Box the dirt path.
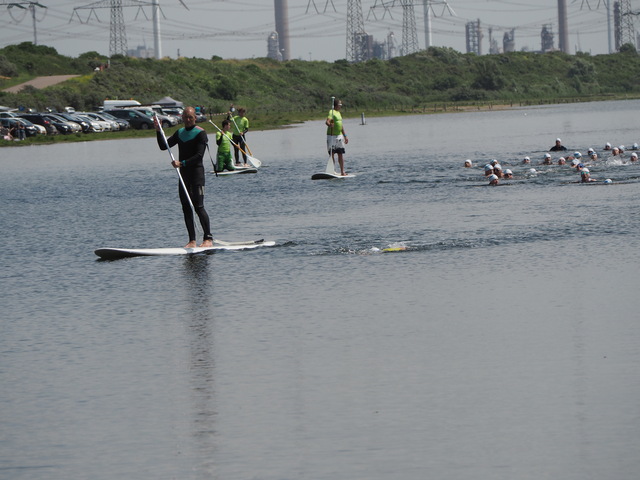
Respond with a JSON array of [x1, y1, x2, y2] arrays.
[[2, 75, 80, 93]]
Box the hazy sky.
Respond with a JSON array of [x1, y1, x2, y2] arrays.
[[0, 1, 636, 61]]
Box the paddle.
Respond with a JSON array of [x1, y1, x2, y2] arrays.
[[154, 114, 198, 231], [208, 119, 261, 168], [228, 111, 261, 168], [325, 96, 336, 174]]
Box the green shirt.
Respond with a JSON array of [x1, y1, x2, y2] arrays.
[[216, 131, 233, 154], [326, 110, 343, 136], [231, 115, 249, 135]]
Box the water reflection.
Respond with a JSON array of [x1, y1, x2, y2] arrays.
[[181, 255, 218, 477]]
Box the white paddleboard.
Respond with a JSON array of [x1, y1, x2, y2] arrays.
[[95, 239, 275, 259], [311, 172, 356, 180], [212, 167, 258, 176]]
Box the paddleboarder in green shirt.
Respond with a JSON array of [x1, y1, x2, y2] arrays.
[[325, 98, 349, 176], [216, 120, 235, 172]]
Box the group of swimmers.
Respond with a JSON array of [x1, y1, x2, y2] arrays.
[[464, 138, 640, 185]]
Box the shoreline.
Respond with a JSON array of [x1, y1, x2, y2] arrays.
[[2, 95, 638, 148]]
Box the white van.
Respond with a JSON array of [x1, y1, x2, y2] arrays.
[[103, 99, 141, 110]]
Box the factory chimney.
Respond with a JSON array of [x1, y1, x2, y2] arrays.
[[557, 0, 569, 53], [274, 0, 291, 60]]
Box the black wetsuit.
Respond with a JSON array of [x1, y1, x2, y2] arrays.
[[550, 145, 567, 151], [157, 125, 213, 243]]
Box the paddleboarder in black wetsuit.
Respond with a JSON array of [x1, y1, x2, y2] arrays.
[[155, 106, 214, 248]]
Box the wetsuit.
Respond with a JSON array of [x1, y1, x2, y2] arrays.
[[157, 125, 213, 243]]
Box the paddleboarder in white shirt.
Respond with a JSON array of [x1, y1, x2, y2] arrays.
[[325, 98, 349, 176]]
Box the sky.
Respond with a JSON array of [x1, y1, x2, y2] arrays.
[[0, 1, 637, 61]]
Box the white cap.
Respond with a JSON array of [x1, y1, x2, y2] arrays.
[[631, 152, 638, 158], [588, 147, 595, 153], [491, 159, 498, 165], [464, 159, 472, 166], [494, 163, 502, 170], [488, 174, 498, 181], [606, 142, 611, 147], [556, 138, 561, 142], [544, 153, 551, 158], [504, 169, 512, 175], [574, 152, 582, 158], [571, 159, 579, 166], [484, 164, 493, 171], [581, 168, 590, 174], [529, 168, 537, 174], [604, 179, 613, 184], [633, 143, 639, 149]]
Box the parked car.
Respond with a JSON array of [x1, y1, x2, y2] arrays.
[[95, 111, 129, 130], [104, 109, 154, 130], [0, 117, 39, 137], [0, 114, 46, 134], [44, 114, 83, 133], [81, 112, 120, 131], [18, 113, 60, 135], [57, 112, 94, 133], [131, 107, 177, 128]]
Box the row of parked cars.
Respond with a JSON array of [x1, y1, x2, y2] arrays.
[[0, 106, 189, 136]]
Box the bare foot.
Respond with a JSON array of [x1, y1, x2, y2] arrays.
[[199, 239, 213, 248], [184, 241, 197, 248]]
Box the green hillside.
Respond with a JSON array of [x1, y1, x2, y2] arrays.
[[1, 42, 640, 130]]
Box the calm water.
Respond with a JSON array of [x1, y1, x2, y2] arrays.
[[2, 100, 640, 480]]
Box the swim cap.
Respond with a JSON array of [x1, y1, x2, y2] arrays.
[[488, 174, 498, 181], [581, 168, 589, 174], [604, 179, 612, 184], [504, 169, 512, 175], [484, 164, 493, 171], [574, 152, 582, 158], [544, 153, 551, 158]]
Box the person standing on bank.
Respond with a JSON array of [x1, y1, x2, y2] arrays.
[[155, 106, 214, 248], [230, 107, 250, 166], [325, 98, 349, 176]]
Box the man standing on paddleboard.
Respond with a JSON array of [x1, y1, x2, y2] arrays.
[[155, 106, 214, 248], [326, 98, 349, 176]]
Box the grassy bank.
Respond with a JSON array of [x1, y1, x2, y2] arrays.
[[2, 42, 640, 146]]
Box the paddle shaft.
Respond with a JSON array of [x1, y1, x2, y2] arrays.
[[325, 96, 336, 174]]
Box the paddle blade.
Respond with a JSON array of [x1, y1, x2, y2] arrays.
[[324, 155, 336, 175], [247, 155, 262, 168]]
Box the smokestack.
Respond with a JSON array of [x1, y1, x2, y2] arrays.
[[557, 0, 569, 53], [274, 0, 291, 60]]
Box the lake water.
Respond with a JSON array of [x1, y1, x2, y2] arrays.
[[2, 100, 640, 480]]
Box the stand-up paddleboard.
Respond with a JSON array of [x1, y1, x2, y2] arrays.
[[311, 172, 356, 180], [311, 151, 355, 180], [212, 167, 258, 176], [95, 239, 275, 260]]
